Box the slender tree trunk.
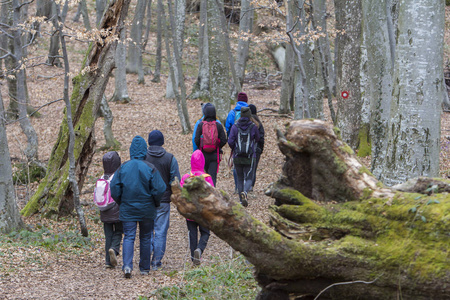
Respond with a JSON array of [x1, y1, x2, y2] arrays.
[[151, 0, 163, 83], [162, 0, 190, 133], [381, 0, 444, 186], [127, 0, 146, 84], [22, 0, 131, 217], [96, 0, 107, 25], [0, 91, 24, 233], [334, 0, 363, 149], [13, 0, 38, 163], [78, 0, 91, 30], [99, 94, 121, 149], [279, 43, 294, 114], [165, 0, 186, 98], [142, 0, 153, 51], [235, 0, 253, 88], [47, 1, 61, 67], [208, 0, 230, 122], [110, 28, 132, 103], [189, 0, 209, 99], [55, 1, 88, 236]]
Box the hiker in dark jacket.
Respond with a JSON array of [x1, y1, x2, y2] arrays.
[[248, 104, 265, 192], [228, 106, 260, 207], [98, 151, 123, 268], [192, 103, 222, 152], [110, 135, 166, 278], [194, 103, 227, 186], [145, 130, 180, 271]]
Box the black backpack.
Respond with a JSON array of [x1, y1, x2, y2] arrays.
[[234, 123, 255, 158]]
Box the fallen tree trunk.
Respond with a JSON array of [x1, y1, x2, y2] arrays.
[[171, 119, 449, 300]]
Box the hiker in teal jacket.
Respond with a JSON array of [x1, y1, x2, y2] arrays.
[[225, 92, 249, 137], [110, 135, 166, 278]]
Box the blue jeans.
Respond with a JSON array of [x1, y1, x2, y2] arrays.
[[151, 203, 170, 268], [122, 220, 154, 272], [186, 220, 210, 260]]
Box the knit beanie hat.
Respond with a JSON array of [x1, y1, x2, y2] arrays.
[[148, 130, 164, 146], [237, 92, 248, 103], [241, 106, 251, 119], [249, 104, 257, 115]]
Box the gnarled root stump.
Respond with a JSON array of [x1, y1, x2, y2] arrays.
[[171, 119, 449, 300]]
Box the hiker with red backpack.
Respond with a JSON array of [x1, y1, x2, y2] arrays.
[[228, 106, 260, 207], [93, 151, 123, 269], [180, 150, 215, 265], [192, 103, 222, 152], [194, 103, 227, 186]]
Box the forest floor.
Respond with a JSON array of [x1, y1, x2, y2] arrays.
[[1, 4, 450, 300]]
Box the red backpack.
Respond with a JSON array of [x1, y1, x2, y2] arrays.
[[200, 121, 219, 152]]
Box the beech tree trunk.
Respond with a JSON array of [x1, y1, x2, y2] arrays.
[[0, 91, 24, 233], [22, 0, 131, 217], [171, 119, 448, 300]]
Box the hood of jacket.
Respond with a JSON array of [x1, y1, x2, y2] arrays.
[[147, 145, 166, 158], [191, 150, 205, 173], [102, 151, 121, 176], [203, 103, 216, 121], [235, 101, 249, 111], [130, 136, 147, 160], [237, 117, 253, 130]]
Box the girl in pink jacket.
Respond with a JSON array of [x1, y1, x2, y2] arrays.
[[180, 150, 214, 265]]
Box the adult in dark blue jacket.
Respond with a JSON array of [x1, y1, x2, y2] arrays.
[[145, 130, 180, 271], [110, 135, 166, 278], [227, 107, 260, 207]]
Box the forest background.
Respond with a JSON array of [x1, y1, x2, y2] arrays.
[[1, 0, 450, 299]]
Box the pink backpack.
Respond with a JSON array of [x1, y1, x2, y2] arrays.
[[93, 175, 116, 211], [200, 121, 219, 152]]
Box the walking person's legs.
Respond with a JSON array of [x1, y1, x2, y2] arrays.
[[122, 221, 137, 277], [138, 220, 154, 274], [103, 222, 114, 266], [187, 220, 198, 260], [151, 203, 170, 270]]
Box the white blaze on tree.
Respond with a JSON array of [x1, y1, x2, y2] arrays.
[[381, 0, 444, 186]]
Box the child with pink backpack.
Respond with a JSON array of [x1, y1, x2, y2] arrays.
[[180, 150, 214, 265], [93, 151, 123, 268]]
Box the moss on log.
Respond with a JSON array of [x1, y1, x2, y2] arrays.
[[171, 120, 449, 299]]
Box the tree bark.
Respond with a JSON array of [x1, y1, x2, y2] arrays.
[[22, 0, 131, 217], [208, 0, 231, 122], [380, 0, 444, 186], [98, 94, 121, 150], [188, 0, 209, 99], [171, 119, 448, 300], [151, 0, 163, 83], [0, 91, 24, 233], [110, 27, 132, 103], [235, 0, 253, 89], [334, 0, 363, 149], [127, 0, 146, 84], [165, 0, 186, 98]]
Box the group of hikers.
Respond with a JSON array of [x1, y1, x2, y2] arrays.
[[93, 92, 265, 278]]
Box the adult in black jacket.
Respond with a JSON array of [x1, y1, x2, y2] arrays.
[[248, 104, 265, 192], [194, 103, 227, 186]]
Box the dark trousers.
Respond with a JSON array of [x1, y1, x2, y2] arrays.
[[251, 153, 261, 188], [103, 222, 123, 265], [235, 160, 254, 195], [203, 151, 219, 186], [186, 220, 210, 260]]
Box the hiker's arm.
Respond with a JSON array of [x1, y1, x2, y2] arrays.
[[169, 157, 181, 185], [150, 168, 166, 207], [110, 169, 122, 205], [194, 122, 202, 149], [217, 123, 227, 148], [225, 111, 234, 136], [228, 125, 237, 150], [258, 124, 265, 153]]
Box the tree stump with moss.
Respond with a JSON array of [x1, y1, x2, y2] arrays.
[[171, 119, 449, 300]]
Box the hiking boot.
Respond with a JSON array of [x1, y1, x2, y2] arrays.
[[140, 270, 149, 275], [124, 267, 132, 279], [105, 263, 114, 269], [109, 248, 117, 267], [240, 192, 248, 207], [193, 248, 202, 266], [234, 188, 238, 194]]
